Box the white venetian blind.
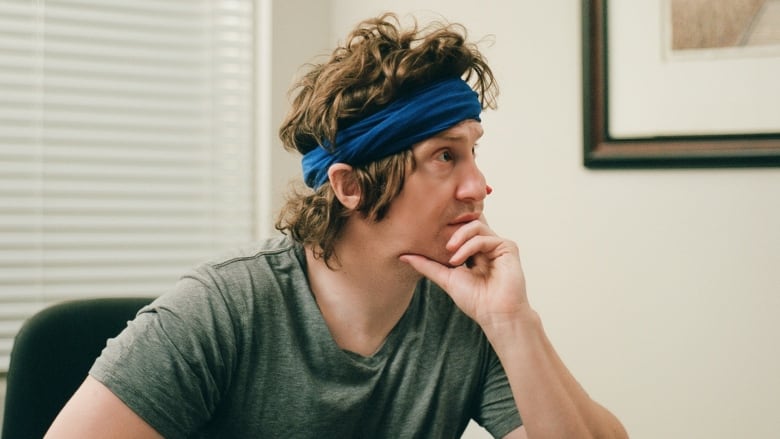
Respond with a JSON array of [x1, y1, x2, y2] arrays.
[[0, 0, 256, 371]]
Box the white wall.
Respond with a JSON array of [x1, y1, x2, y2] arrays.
[[269, 2, 780, 438], [260, 0, 333, 236]]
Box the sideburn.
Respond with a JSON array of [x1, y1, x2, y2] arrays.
[[354, 149, 415, 222]]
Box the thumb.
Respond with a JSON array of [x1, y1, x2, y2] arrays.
[[399, 254, 453, 290]]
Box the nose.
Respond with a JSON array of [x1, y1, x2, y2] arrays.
[[455, 161, 489, 201]]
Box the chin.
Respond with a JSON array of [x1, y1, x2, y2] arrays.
[[399, 234, 453, 266]]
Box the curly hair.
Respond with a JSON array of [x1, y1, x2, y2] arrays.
[[275, 12, 498, 265]]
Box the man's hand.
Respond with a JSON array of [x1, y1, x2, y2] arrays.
[[400, 218, 629, 439], [399, 217, 528, 332]]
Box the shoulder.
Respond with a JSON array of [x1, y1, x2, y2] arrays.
[[185, 235, 305, 290], [202, 235, 301, 271], [149, 235, 306, 328]]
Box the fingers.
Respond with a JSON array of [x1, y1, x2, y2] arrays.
[[446, 219, 499, 265], [402, 217, 514, 282], [446, 219, 493, 252], [448, 235, 504, 267]]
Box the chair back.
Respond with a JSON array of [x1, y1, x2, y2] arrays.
[[1, 297, 153, 439]]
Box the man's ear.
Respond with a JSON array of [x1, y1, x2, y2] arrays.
[[327, 163, 361, 210]]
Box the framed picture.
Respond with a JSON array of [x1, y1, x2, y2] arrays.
[[582, 0, 780, 168]]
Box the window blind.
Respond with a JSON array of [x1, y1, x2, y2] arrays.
[[0, 0, 256, 371]]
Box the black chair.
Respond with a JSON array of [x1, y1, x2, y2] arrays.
[[2, 297, 154, 439]]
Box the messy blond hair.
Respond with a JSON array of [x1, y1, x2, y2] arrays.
[[276, 12, 498, 264]]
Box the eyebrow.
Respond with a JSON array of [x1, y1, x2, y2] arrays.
[[435, 133, 468, 142], [432, 130, 483, 143]]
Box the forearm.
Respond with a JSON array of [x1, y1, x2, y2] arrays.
[[485, 307, 628, 439]]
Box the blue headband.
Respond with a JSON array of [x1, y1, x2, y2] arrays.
[[301, 77, 482, 188]]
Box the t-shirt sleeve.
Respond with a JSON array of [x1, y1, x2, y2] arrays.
[[89, 267, 238, 439], [473, 345, 523, 438]]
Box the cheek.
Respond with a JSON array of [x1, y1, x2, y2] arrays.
[[388, 198, 441, 236], [391, 174, 454, 225], [403, 193, 442, 219]]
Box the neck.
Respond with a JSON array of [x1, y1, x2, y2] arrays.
[[305, 229, 421, 356]]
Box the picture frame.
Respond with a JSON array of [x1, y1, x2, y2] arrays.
[[582, 0, 780, 168]]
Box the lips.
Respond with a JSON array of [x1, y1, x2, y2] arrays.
[[448, 212, 481, 226]]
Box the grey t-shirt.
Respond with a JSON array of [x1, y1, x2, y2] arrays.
[[90, 236, 522, 438]]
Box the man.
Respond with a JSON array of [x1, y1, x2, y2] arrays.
[[46, 13, 628, 438]]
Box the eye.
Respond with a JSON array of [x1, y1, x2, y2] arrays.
[[436, 150, 454, 162]]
